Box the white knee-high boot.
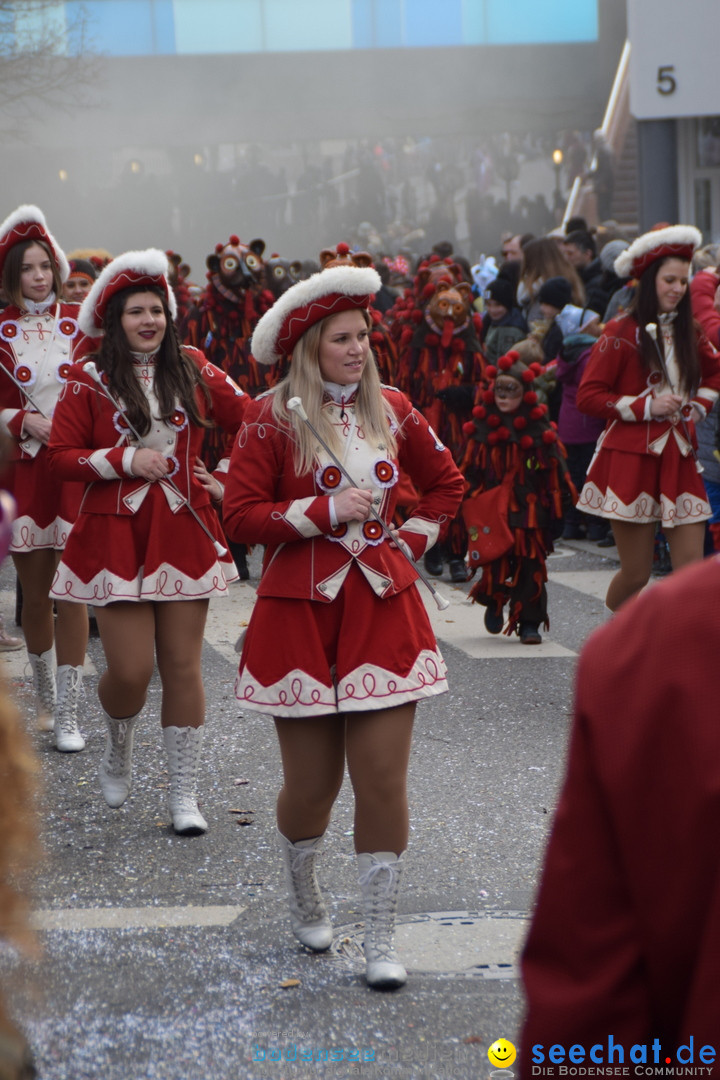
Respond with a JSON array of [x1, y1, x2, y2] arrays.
[[54, 665, 85, 752], [28, 649, 56, 732], [357, 851, 407, 989], [99, 709, 142, 808], [278, 831, 333, 952], [162, 725, 208, 835]]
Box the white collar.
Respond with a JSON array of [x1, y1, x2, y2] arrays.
[[323, 380, 359, 404], [22, 292, 56, 315], [130, 350, 159, 364]]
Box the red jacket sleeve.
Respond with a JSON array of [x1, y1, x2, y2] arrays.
[[690, 270, 720, 349]]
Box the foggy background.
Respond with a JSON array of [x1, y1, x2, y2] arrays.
[[0, 0, 626, 282]]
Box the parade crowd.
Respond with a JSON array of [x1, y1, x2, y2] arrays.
[[2, 200, 720, 1076]]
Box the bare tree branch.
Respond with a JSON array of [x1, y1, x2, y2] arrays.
[[0, 1, 101, 137]]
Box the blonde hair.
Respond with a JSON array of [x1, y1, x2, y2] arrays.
[[0, 682, 40, 961], [271, 311, 398, 474]]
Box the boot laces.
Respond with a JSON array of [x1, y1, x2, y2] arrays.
[[105, 719, 133, 777], [31, 657, 56, 714], [56, 669, 82, 735], [169, 728, 197, 797], [360, 861, 401, 960], [288, 846, 325, 921]]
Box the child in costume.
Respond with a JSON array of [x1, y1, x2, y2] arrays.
[[460, 343, 576, 644]]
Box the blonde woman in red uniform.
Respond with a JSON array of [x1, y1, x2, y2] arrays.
[[223, 265, 464, 989], [48, 250, 247, 834], [577, 225, 720, 611], [0, 205, 91, 751]]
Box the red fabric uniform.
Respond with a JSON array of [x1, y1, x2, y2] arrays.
[[521, 555, 720, 1074], [0, 300, 92, 550], [47, 349, 247, 604], [689, 268, 720, 349], [223, 385, 465, 716], [576, 314, 720, 526]]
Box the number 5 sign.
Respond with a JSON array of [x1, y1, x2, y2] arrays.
[[628, 0, 720, 119]]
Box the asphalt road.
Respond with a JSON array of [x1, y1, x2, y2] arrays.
[[0, 538, 621, 1080]]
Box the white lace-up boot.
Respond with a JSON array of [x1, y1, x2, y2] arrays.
[[54, 665, 85, 752], [357, 851, 407, 989], [162, 725, 208, 835], [28, 649, 56, 732], [99, 709, 142, 808], [278, 831, 333, 952]]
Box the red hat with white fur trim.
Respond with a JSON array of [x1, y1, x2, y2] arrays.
[[614, 224, 702, 280], [78, 248, 178, 337], [251, 264, 380, 366], [0, 204, 70, 283]]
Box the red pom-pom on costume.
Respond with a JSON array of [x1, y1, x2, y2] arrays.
[[229, 235, 240, 246], [370, 331, 383, 344], [530, 406, 544, 420], [400, 327, 413, 348], [483, 389, 494, 404], [530, 363, 543, 376], [542, 429, 557, 444], [487, 431, 500, 446], [336, 242, 350, 256], [520, 434, 534, 450], [485, 365, 497, 380], [522, 368, 535, 382], [422, 283, 435, 299], [488, 414, 501, 428], [524, 390, 538, 405], [462, 420, 476, 436], [513, 415, 527, 430], [472, 405, 486, 419], [498, 355, 513, 371], [497, 427, 510, 440]]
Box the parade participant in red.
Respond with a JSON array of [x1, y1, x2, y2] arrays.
[[577, 225, 720, 610], [223, 265, 464, 989], [0, 204, 91, 751], [48, 250, 247, 835]]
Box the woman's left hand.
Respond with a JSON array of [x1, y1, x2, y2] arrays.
[[193, 458, 223, 502]]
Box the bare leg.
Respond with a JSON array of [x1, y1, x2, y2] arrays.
[[345, 703, 415, 855], [94, 602, 156, 718], [666, 521, 706, 571], [154, 600, 209, 729], [274, 716, 345, 841], [12, 550, 57, 654], [605, 521, 657, 612]]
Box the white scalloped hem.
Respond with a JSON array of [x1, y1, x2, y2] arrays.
[[10, 514, 74, 552], [49, 561, 238, 605], [578, 481, 711, 527], [235, 650, 449, 717]]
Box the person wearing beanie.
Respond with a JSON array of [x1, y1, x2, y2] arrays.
[[47, 249, 248, 835], [0, 204, 93, 751], [222, 264, 464, 989], [62, 257, 97, 304], [480, 276, 529, 364], [460, 341, 577, 644], [577, 225, 720, 610]]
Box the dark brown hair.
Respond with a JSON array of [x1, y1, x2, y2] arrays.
[[2, 239, 63, 309], [95, 286, 211, 435], [631, 257, 699, 396]]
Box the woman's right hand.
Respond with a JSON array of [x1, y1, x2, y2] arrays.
[[650, 393, 682, 419], [22, 412, 52, 444], [333, 486, 374, 522], [131, 448, 171, 480]]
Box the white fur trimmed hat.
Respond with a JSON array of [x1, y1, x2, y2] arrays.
[[614, 224, 702, 280], [78, 248, 178, 337], [251, 264, 380, 366], [0, 204, 70, 283]]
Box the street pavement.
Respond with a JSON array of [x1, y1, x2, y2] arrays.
[[0, 538, 623, 1080]]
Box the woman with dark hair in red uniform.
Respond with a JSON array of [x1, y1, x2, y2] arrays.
[[48, 250, 247, 835], [577, 225, 720, 610], [0, 204, 91, 751]]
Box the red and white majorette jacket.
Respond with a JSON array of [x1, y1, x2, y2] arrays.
[[0, 300, 92, 460], [577, 313, 720, 458], [47, 348, 247, 512], [223, 385, 465, 602]]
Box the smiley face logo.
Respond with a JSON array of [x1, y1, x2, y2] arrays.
[[488, 1039, 517, 1068]]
